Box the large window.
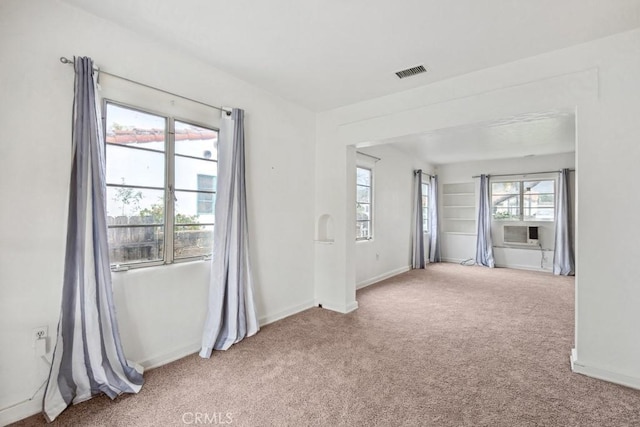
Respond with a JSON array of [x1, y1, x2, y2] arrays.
[[356, 167, 373, 240], [422, 180, 429, 232], [491, 180, 555, 221], [104, 101, 218, 268]]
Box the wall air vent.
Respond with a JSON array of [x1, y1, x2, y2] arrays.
[[395, 65, 427, 79]]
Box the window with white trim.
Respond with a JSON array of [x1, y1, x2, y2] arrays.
[[356, 167, 373, 240], [491, 179, 555, 221], [104, 101, 218, 268], [422, 180, 429, 233]]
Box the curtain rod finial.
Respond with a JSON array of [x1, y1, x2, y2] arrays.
[[60, 57, 72, 64]]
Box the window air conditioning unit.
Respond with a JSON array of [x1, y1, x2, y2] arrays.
[[503, 225, 539, 245]]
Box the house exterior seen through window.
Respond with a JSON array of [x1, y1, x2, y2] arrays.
[[104, 101, 218, 268], [197, 174, 217, 214], [491, 180, 555, 221], [356, 167, 373, 240]]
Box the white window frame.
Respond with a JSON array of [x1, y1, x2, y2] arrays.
[[356, 166, 373, 241], [490, 178, 556, 222], [421, 179, 430, 233], [103, 99, 218, 269]]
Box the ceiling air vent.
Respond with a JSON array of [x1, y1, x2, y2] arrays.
[[395, 65, 427, 79]]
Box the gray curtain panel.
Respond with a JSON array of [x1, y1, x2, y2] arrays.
[[200, 108, 259, 358], [428, 175, 441, 263], [553, 169, 575, 275], [411, 170, 425, 269], [43, 57, 143, 422], [475, 174, 495, 267]]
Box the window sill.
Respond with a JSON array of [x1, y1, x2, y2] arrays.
[[110, 256, 211, 272], [492, 219, 555, 223]]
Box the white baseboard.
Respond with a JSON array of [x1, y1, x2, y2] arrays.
[[570, 348, 577, 371], [317, 301, 344, 313], [141, 300, 316, 370], [571, 350, 640, 390], [138, 342, 201, 370], [0, 395, 44, 426], [138, 300, 316, 370], [258, 299, 316, 326], [442, 257, 469, 264], [317, 300, 358, 314], [356, 265, 411, 289], [345, 301, 359, 313]]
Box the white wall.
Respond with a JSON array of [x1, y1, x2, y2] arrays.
[[354, 146, 434, 288], [313, 121, 355, 313], [0, 0, 316, 423], [438, 152, 575, 271], [315, 28, 640, 392]]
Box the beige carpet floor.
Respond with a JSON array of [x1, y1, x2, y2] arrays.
[[14, 263, 640, 426]]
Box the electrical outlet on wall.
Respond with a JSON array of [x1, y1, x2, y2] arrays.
[[33, 326, 49, 356], [33, 326, 48, 343]]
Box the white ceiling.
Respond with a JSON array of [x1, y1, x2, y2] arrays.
[[61, 1, 632, 165], [381, 110, 576, 165], [62, 0, 640, 112]]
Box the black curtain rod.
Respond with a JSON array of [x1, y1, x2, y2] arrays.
[[413, 169, 434, 178], [472, 169, 575, 179], [59, 57, 230, 114]]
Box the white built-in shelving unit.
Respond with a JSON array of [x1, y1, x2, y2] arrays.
[[442, 182, 476, 235]]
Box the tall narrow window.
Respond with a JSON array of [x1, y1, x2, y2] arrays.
[[356, 167, 373, 240], [104, 101, 218, 268], [105, 103, 166, 265], [173, 120, 217, 260], [422, 180, 429, 233]]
